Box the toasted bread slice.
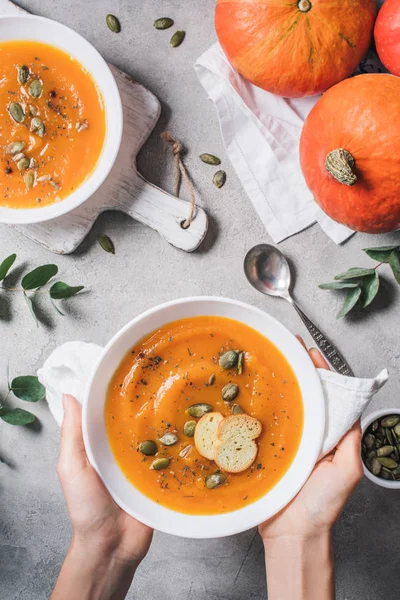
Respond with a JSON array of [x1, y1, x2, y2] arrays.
[[214, 414, 262, 473], [194, 412, 224, 460]]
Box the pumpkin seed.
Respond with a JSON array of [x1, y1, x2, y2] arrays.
[[232, 404, 244, 415], [17, 157, 30, 171], [150, 457, 170, 470], [364, 433, 376, 449], [106, 14, 121, 33], [154, 17, 174, 30], [183, 420, 196, 437], [386, 428, 395, 446], [237, 351, 244, 375], [139, 440, 157, 456], [394, 424, 400, 437], [13, 152, 25, 162], [392, 465, 400, 477], [6, 141, 25, 155], [381, 415, 400, 428], [219, 350, 238, 370], [187, 403, 213, 418], [98, 234, 115, 254], [29, 79, 43, 98], [170, 30, 185, 47], [366, 450, 376, 459], [8, 102, 24, 123], [380, 468, 392, 480], [377, 445, 394, 457], [370, 457, 382, 476], [222, 383, 239, 402], [371, 420, 379, 433], [159, 433, 178, 446], [24, 169, 35, 190], [200, 153, 221, 166], [213, 170, 226, 189], [31, 117, 45, 137], [207, 373, 216, 386], [18, 64, 30, 84], [37, 174, 50, 183], [378, 457, 398, 469], [205, 472, 227, 489], [179, 444, 192, 458]]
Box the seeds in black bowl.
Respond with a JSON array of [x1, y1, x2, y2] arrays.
[[362, 414, 400, 481]]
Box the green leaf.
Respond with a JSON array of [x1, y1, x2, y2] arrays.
[[0, 407, 36, 425], [359, 272, 380, 308], [22, 264, 58, 290], [49, 281, 84, 299], [319, 281, 359, 290], [363, 245, 399, 262], [0, 254, 16, 281], [10, 376, 45, 402], [23, 291, 39, 327], [389, 250, 400, 284], [336, 287, 362, 319], [334, 267, 375, 281]]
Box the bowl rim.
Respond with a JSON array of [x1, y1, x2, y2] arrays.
[[361, 407, 400, 489], [82, 296, 326, 538], [0, 14, 123, 224]]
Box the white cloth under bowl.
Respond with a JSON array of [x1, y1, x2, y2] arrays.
[[38, 341, 388, 458]]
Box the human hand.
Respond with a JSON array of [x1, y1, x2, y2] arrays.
[[52, 394, 153, 600], [259, 339, 363, 543]]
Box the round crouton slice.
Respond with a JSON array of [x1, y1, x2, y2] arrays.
[[194, 412, 224, 460], [214, 414, 262, 473]]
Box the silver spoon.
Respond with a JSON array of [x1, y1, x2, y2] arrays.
[[244, 244, 354, 377]]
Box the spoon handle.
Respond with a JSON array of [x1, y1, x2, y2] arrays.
[[291, 301, 354, 377]]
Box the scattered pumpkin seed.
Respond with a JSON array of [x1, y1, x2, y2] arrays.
[[187, 403, 213, 418], [170, 30, 185, 47], [183, 421, 196, 437], [237, 351, 244, 375], [377, 445, 394, 457], [219, 350, 238, 370], [381, 416, 400, 428], [17, 157, 30, 171], [29, 79, 43, 98], [31, 117, 45, 137], [12, 152, 25, 163], [24, 169, 35, 191], [150, 457, 170, 470], [98, 234, 115, 254], [8, 102, 24, 123], [106, 14, 121, 33], [222, 383, 239, 402], [200, 153, 221, 166], [207, 373, 216, 386], [6, 141, 25, 155], [213, 170, 226, 189], [205, 472, 227, 489], [154, 17, 174, 30], [378, 457, 398, 469], [18, 64, 29, 84], [179, 444, 192, 458], [232, 404, 244, 415], [139, 440, 157, 456], [159, 433, 178, 446]]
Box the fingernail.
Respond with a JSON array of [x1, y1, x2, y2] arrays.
[[62, 394, 69, 415]]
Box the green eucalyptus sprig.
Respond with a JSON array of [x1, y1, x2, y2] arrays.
[[0, 372, 45, 425], [0, 254, 85, 326], [319, 244, 400, 318]]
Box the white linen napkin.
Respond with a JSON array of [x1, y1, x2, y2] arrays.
[[194, 44, 384, 244], [38, 341, 388, 457]]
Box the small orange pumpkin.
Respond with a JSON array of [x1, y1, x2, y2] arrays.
[[300, 74, 400, 233], [215, 0, 376, 98], [375, 0, 400, 77]]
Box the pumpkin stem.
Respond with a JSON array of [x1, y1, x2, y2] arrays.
[[297, 0, 312, 12], [325, 149, 357, 187]]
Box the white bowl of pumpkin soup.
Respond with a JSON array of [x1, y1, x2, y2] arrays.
[[0, 15, 122, 224], [83, 297, 325, 539]]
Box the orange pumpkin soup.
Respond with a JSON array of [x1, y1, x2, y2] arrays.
[[105, 316, 303, 515], [0, 41, 105, 209]]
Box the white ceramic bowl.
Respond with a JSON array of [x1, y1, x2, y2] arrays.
[[361, 408, 400, 490], [83, 297, 325, 538], [0, 15, 122, 224]]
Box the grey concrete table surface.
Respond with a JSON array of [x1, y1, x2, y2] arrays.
[[1, 1, 398, 599]]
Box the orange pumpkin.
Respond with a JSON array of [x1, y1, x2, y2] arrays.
[[300, 74, 400, 233], [215, 0, 376, 98], [374, 0, 400, 77]]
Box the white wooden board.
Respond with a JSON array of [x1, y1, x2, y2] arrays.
[[1, 1, 208, 253]]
